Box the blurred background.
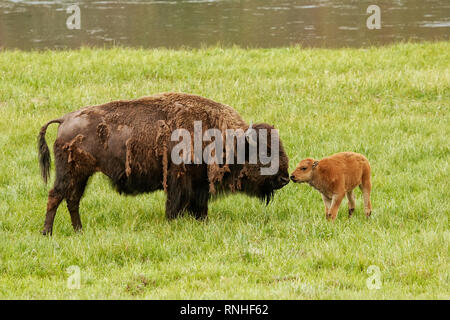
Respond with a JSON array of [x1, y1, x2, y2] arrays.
[[0, 0, 448, 50]]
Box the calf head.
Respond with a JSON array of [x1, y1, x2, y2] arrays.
[[290, 158, 318, 183]]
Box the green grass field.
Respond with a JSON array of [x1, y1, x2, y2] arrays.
[[0, 42, 448, 299]]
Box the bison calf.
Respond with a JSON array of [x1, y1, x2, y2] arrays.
[[290, 152, 372, 221]]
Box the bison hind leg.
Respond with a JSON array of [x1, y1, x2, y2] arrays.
[[42, 146, 68, 235], [42, 188, 64, 235], [42, 139, 95, 235], [66, 175, 91, 232], [43, 172, 92, 235]]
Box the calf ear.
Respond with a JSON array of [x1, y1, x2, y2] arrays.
[[312, 161, 319, 169]]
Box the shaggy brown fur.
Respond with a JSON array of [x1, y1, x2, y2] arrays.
[[290, 152, 372, 221], [38, 93, 290, 235]]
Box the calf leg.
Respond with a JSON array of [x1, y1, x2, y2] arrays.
[[346, 190, 356, 217], [360, 182, 372, 217], [321, 194, 331, 220], [328, 193, 345, 221]]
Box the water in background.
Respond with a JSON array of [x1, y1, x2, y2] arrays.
[[0, 0, 448, 50]]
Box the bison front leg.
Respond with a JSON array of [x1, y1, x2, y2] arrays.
[[188, 185, 209, 220], [165, 171, 190, 220]]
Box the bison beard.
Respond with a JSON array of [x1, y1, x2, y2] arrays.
[[38, 93, 290, 235]]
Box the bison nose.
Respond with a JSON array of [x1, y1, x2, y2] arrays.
[[280, 176, 290, 185]]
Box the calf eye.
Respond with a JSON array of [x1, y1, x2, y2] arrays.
[[301, 167, 307, 171]]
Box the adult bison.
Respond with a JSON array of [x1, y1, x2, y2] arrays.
[[38, 93, 290, 235]]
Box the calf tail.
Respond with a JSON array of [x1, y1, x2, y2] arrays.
[[38, 119, 63, 184]]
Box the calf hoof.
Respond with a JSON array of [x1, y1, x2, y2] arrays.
[[348, 208, 354, 217], [42, 228, 52, 236], [366, 211, 372, 218]]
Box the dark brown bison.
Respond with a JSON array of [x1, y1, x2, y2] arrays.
[[38, 93, 290, 235]]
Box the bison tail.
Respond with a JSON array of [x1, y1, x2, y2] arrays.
[[38, 119, 62, 184]]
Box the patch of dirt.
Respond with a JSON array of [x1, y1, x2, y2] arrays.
[[125, 275, 156, 296]]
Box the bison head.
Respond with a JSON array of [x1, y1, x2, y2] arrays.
[[237, 123, 290, 204]]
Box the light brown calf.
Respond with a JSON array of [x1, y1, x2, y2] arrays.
[[290, 152, 372, 221]]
